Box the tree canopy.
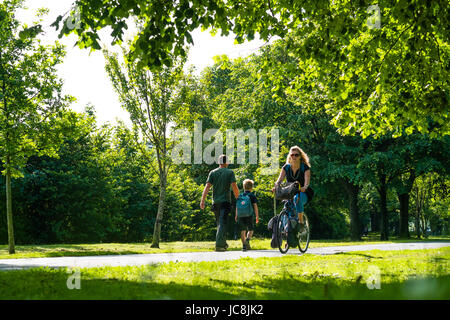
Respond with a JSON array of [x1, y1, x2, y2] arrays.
[[52, 0, 449, 138], [0, 0, 73, 253]]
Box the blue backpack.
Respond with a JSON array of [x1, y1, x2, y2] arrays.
[[236, 193, 253, 217]]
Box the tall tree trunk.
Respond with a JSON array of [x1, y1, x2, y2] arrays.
[[151, 173, 167, 248], [6, 155, 15, 254], [378, 172, 389, 241], [397, 170, 415, 239], [414, 213, 421, 239], [414, 187, 422, 239], [420, 212, 427, 239], [3, 68, 14, 254], [371, 204, 380, 232], [345, 181, 361, 241], [398, 193, 410, 239]]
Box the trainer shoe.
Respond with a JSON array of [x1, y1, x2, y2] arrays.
[[245, 238, 251, 250], [215, 247, 227, 252]]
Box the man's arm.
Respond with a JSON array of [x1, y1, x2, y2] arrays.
[[200, 183, 212, 210], [231, 182, 239, 199]]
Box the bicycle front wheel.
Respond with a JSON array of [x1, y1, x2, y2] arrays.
[[298, 213, 310, 253], [277, 213, 289, 254]]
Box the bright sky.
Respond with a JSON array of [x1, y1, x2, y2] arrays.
[[15, 1, 269, 127]]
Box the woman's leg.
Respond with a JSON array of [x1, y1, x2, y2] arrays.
[[294, 192, 308, 223]]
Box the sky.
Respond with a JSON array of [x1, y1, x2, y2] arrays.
[[15, 0, 269, 127]]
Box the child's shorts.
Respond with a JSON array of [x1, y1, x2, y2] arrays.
[[237, 216, 254, 232]]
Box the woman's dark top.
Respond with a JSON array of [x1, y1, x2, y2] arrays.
[[282, 162, 310, 187]]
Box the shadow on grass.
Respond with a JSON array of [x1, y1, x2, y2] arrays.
[[0, 267, 237, 300], [208, 274, 450, 300], [361, 234, 450, 243], [0, 243, 153, 259], [0, 244, 252, 259], [0, 250, 148, 259], [1, 267, 449, 300], [333, 252, 383, 259], [317, 235, 450, 244], [42, 250, 146, 258], [389, 239, 450, 244]]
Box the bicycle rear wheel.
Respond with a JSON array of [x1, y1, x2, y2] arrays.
[[277, 212, 289, 254], [297, 213, 310, 253]]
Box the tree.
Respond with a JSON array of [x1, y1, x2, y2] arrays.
[[107, 121, 157, 242], [391, 133, 445, 238], [53, 0, 449, 138], [357, 137, 402, 240], [104, 47, 185, 248], [10, 108, 118, 244], [0, 1, 72, 253], [1, 108, 207, 245], [284, 1, 448, 138], [200, 48, 354, 239], [409, 138, 449, 238]]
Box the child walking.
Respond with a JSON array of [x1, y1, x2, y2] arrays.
[[235, 179, 259, 251]]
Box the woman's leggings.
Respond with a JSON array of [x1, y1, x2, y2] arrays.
[[294, 192, 308, 214]]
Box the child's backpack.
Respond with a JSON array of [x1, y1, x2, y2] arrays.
[[236, 193, 254, 217]]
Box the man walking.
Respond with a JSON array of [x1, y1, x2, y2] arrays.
[[200, 155, 239, 251]]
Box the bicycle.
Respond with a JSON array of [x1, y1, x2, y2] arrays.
[[276, 198, 310, 254]]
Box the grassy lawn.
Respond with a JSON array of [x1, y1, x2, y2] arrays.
[[0, 248, 448, 299], [0, 235, 448, 260]]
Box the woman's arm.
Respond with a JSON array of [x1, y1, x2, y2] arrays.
[[301, 170, 311, 192], [275, 169, 286, 186], [271, 169, 286, 192]]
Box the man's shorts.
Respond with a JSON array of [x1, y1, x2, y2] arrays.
[[237, 216, 254, 232]]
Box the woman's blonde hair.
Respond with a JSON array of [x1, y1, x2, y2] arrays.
[[286, 146, 311, 167]]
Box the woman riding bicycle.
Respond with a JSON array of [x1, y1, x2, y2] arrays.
[[272, 146, 311, 226]]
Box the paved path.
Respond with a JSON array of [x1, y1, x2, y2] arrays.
[[0, 242, 448, 270]]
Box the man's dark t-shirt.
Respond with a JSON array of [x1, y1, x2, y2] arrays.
[[206, 167, 236, 204]]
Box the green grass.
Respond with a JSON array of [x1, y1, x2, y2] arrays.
[[0, 235, 448, 259], [0, 248, 448, 300]]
